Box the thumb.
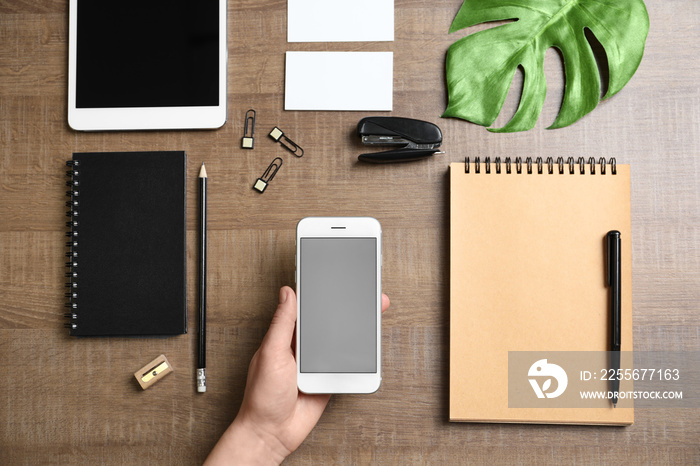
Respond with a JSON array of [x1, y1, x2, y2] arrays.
[[262, 286, 297, 351]]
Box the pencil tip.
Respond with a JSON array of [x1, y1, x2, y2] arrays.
[[199, 163, 207, 178]]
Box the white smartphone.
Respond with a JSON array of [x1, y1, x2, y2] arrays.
[[296, 217, 382, 394]]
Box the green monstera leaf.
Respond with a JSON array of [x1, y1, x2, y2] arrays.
[[443, 0, 649, 132]]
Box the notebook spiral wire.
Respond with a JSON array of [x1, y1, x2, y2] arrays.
[[64, 160, 80, 330], [465, 156, 617, 175]]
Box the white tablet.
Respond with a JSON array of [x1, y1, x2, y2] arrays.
[[68, 1, 227, 131]]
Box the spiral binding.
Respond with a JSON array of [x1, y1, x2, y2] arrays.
[[64, 160, 79, 331], [464, 156, 617, 175]]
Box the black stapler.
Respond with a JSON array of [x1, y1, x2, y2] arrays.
[[357, 117, 443, 163]]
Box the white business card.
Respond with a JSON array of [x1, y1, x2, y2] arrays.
[[285, 51, 393, 111], [288, 0, 394, 42]]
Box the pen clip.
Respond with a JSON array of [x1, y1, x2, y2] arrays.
[[606, 230, 622, 348], [606, 230, 620, 287], [606, 234, 612, 287]]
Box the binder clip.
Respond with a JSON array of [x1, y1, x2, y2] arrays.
[[241, 109, 256, 149], [269, 127, 304, 157], [135, 354, 173, 390], [253, 157, 283, 193]]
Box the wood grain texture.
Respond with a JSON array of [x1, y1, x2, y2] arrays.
[[1, 0, 698, 464]]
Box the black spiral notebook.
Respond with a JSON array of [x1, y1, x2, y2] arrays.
[[65, 151, 187, 336]]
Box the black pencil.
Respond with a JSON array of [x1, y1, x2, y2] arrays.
[[197, 163, 207, 393]]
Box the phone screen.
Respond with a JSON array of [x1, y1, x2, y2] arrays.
[[299, 238, 377, 373], [75, 1, 219, 109]]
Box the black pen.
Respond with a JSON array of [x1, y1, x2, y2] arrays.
[[606, 230, 621, 407], [197, 163, 208, 393]]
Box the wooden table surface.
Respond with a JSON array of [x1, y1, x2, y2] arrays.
[[1, 1, 698, 464]]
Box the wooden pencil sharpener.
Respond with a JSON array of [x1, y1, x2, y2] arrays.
[[135, 354, 173, 390]]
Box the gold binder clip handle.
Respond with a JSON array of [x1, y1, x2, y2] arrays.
[[269, 127, 304, 157], [242, 109, 256, 149], [253, 157, 284, 193]]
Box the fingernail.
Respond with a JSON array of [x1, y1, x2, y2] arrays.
[[280, 287, 288, 304]]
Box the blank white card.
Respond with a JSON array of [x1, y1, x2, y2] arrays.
[[288, 0, 394, 42], [285, 52, 393, 111]]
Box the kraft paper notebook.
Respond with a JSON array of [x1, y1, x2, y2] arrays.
[[450, 157, 633, 425], [64, 151, 187, 336]]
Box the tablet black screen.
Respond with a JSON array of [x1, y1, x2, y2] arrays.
[[76, 1, 219, 109]]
